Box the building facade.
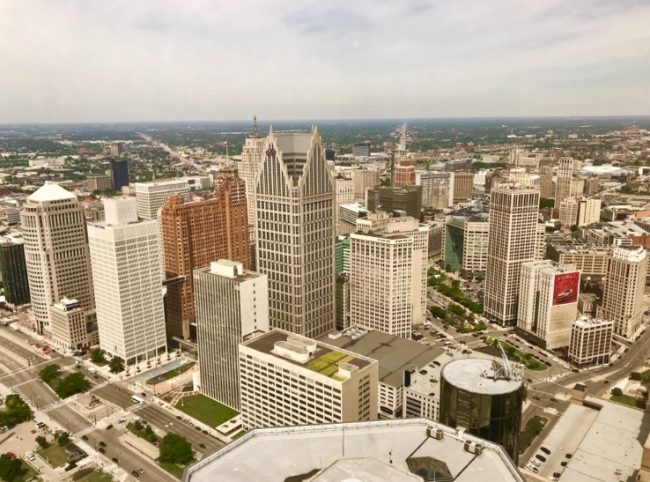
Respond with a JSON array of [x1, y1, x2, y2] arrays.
[[255, 128, 336, 339], [110, 159, 129, 191], [50, 298, 94, 353], [444, 216, 489, 273], [160, 167, 250, 340], [517, 260, 580, 349], [135, 178, 190, 220], [600, 246, 648, 338], [366, 185, 422, 219], [352, 169, 379, 201], [420, 171, 452, 209], [239, 329, 378, 429], [21, 183, 95, 333], [452, 171, 474, 202], [555, 157, 574, 207], [239, 123, 266, 228], [577, 198, 602, 227], [350, 213, 429, 338], [88, 197, 167, 363], [0, 237, 30, 307], [194, 260, 269, 410], [558, 197, 579, 227], [484, 184, 540, 325], [568, 316, 613, 367]]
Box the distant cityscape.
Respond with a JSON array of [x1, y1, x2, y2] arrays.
[[0, 116, 648, 482]]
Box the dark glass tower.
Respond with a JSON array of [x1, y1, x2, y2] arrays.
[[110, 159, 129, 190], [0, 241, 30, 306]]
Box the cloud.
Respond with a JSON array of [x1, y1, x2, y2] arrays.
[[0, 0, 648, 122]]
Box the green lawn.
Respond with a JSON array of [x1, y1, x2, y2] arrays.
[[611, 393, 644, 408], [37, 443, 69, 468], [14, 460, 37, 482], [175, 394, 238, 428], [78, 470, 113, 482], [519, 415, 548, 453], [160, 460, 192, 480], [494, 340, 548, 371]]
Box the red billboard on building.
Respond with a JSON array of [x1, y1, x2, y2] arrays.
[[552, 271, 579, 305]]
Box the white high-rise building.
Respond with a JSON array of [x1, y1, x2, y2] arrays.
[[484, 183, 540, 325], [517, 260, 580, 349], [134, 179, 190, 219], [239, 329, 378, 430], [577, 198, 602, 227], [255, 127, 336, 339], [20, 182, 95, 333], [350, 212, 429, 338], [569, 316, 613, 367], [194, 260, 269, 410], [554, 157, 574, 207], [558, 197, 579, 227], [239, 120, 266, 228], [88, 197, 167, 363], [600, 246, 648, 339]]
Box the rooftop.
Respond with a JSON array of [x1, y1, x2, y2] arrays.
[[183, 419, 524, 482], [573, 316, 613, 329], [441, 358, 523, 395], [244, 330, 372, 380], [320, 330, 444, 387], [27, 182, 76, 203]]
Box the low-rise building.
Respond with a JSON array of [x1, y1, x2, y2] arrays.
[[239, 329, 378, 430], [50, 298, 96, 353], [568, 316, 613, 367]]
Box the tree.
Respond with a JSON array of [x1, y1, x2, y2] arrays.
[[39, 364, 61, 384], [159, 433, 193, 465], [0, 395, 32, 428], [429, 306, 447, 321], [54, 373, 91, 399], [109, 357, 125, 374], [611, 387, 623, 396], [56, 432, 70, 447], [0, 454, 23, 482], [90, 348, 107, 365], [35, 436, 49, 449]]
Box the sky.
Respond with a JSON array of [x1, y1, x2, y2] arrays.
[[1, 0, 649, 122]]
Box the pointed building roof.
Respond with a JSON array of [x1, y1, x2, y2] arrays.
[[28, 182, 76, 202]]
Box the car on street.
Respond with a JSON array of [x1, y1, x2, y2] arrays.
[[99, 441, 106, 447], [105, 424, 113, 430], [540, 446, 551, 455], [131, 470, 140, 478], [98, 447, 105, 454], [112, 457, 119, 463], [199, 443, 206, 449]]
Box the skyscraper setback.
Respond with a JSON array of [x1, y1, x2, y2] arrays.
[[484, 183, 540, 326], [255, 127, 336, 339], [21, 183, 95, 333], [160, 167, 249, 340]]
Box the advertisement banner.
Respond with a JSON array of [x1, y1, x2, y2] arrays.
[[552, 271, 579, 305]]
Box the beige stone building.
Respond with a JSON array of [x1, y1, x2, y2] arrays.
[[50, 298, 95, 353], [569, 316, 613, 367]]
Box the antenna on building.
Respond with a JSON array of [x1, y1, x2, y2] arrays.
[[499, 346, 513, 379], [251, 116, 260, 138]]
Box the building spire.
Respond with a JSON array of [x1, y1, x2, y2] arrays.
[[250, 116, 260, 138]]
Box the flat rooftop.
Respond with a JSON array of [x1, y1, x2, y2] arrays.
[[183, 419, 524, 482], [244, 329, 372, 379], [441, 358, 523, 395], [319, 330, 444, 387]]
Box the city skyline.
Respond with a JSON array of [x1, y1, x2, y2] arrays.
[[2, 1, 650, 122]]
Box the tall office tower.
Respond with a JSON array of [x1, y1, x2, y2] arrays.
[[110, 159, 129, 191], [352, 168, 380, 201], [110, 142, 125, 156], [255, 127, 336, 339], [517, 260, 579, 349], [539, 164, 554, 198], [600, 246, 648, 339], [366, 185, 422, 219], [577, 198, 602, 227], [335, 174, 355, 206], [194, 260, 269, 410], [394, 154, 416, 187], [535, 223, 546, 260], [21, 183, 95, 333], [0, 236, 30, 306], [484, 184, 540, 326], [160, 168, 250, 340], [335, 273, 350, 330], [88, 197, 167, 363], [239, 118, 266, 228], [135, 178, 190, 219], [239, 329, 378, 429], [421, 171, 452, 209], [554, 157, 574, 207], [350, 212, 429, 338], [452, 171, 474, 202], [444, 215, 490, 273], [558, 197, 579, 227]]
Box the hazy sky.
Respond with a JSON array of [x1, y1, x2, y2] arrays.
[[1, 0, 649, 122]]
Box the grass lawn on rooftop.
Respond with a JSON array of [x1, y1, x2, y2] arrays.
[[305, 351, 346, 374], [175, 394, 237, 428], [37, 443, 69, 468]]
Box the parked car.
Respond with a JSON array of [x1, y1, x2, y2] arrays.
[[535, 454, 546, 462], [540, 446, 551, 455]]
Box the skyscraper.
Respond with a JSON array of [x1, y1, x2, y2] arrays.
[[194, 260, 269, 410], [110, 159, 129, 191], [239, 118, 266, 229], [484, 184, 540, 325], [420, 171, 452, 209], [255, 127, 336, 339], [600, 246, 648, 339], [21, 182, 95, 333], [160, 167, 250, 340], [350, 212, 428, 338], [135, 178, 190, 220], [554, 157, 574, 207], [88, 197, 167, 363], [452, 171, 474, 202], [0, 236, 30, 307], [394, 124, 415, 187]]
